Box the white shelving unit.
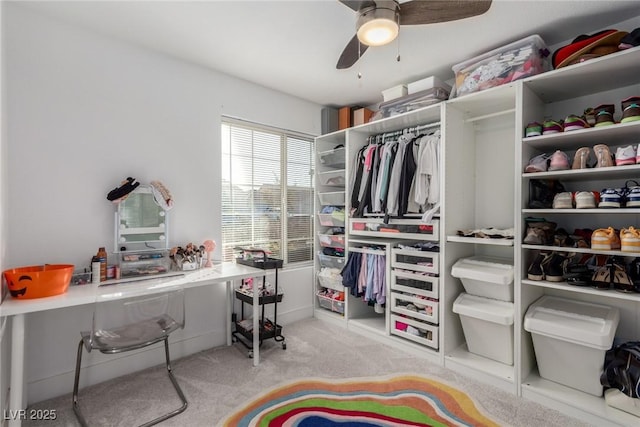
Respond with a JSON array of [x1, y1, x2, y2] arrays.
[[313, 44, 640, 426], [519, 46, 640, 426]]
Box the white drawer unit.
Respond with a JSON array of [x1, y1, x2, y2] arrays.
[[390, 292, 439, 325], [391, 269, 439, 299], [391, 249, 439, 274], [390, 314, 439, 349]]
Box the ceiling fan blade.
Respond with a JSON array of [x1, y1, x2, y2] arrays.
[[338, 0, 376, 12], [399, 0, 492, 25], [336, 34, 369, 69]]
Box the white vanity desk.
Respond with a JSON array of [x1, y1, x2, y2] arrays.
[[0, 262, 265, 427]]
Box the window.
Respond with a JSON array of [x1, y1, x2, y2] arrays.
[[221, 119, 314, 264]]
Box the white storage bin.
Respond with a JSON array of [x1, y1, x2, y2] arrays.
[[407, 75, 451, 95], [317, 268, 344, 291], [318, 169, 346, 187], [451, 256, 514, 302], [382, 84, 407, 102], [453, 293, 514, 365], [318, 147, 346, 168], [524, 295, 619, 396], [318, 191, 345, 206]]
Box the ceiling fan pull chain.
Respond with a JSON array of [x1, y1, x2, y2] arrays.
[[396, 18, 401, 62]]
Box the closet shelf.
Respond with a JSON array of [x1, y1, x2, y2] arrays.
[[522, 120, 640, 150], [522, 279, 640, 302], [445, 344, 515, 382], [446, 235, 514, 246], [522, 244, 640, 257], [522, 164, 640, 181], [523, 208, 640, 215]]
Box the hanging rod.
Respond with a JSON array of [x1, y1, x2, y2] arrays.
[[465, 108, 516, 123], [348, 247, 386, 256], [372, 121, 441, 142]]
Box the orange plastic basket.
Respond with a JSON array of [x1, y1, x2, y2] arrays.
[[3, 264, 74, 299]]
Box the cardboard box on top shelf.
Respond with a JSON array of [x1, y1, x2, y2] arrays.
[[353, 107, 374, 126], [338, 106, 351, 130]]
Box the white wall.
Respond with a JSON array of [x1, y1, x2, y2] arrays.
[[4, 3, 318, 404]]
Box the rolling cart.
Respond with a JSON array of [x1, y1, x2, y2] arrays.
[[232, 248, 286, 358]]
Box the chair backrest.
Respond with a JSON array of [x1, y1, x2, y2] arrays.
[[86, 284, 185, 353]]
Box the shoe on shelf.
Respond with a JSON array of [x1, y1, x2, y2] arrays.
[[593, 144, 615, 168], [554, 228, 574, 247], [528, 179, 565, 208], [591, 227, 621, 250], [542, 119, 564, 135], [599, 187, 625, 208], [624, 181, 640, 207], [583, 107, 596, 126], [575, 191, 597, 209], [591, 263, 613, 290], [524, 122, 543, 137], [572, 147, 592, 169], [527, 251, 550, 280], [524, 153, 550, 173], [552, 192, 573, 209], [621, 96, 640, 123], [620, 227, 640, 252], [563, 114, 590, 131], [626, 258, 640, 293], [615, 145, 636, 166], [548, 150, 570, 171], [573, 228, 594, 246], [545, 252, 568, 282], [611, 257, 635, 292], [594, 104, 616, 127], [564, 262, 591, 286], [523, 218, 557, 245]]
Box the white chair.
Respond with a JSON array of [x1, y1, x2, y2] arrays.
[[72, 285, 188, 426]]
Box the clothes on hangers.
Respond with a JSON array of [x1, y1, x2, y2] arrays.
[[340, 249, 386, 304]]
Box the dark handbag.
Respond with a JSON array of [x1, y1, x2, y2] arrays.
[[600, 341, 640, 398]]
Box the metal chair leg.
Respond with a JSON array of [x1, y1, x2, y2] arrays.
[[72, 339, 88, 427], [72, 337, 188, 427]]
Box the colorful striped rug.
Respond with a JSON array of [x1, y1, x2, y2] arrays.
[[223, 374, 500, 426]]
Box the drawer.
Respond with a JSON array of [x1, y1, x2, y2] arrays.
[[350, 218, 439, 241], [318, 191, 346, 206], [318, 169, 346, 187], [391, 292, 439, 325], [390, 314, 439, 350], [318, 233, 345, 249], [316, 269, 344, 291], [391, 249, 439, 274], [391, 269, 439, 299], [317, 252, 346, 270], [318, 212, 345, 227], [318, 146, 346, 169], [316, 291, 345, 315]]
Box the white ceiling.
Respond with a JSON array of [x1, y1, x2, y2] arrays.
[[14, 0, 640, 107]]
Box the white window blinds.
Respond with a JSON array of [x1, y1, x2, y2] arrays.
[[221, 119, 314, 264]]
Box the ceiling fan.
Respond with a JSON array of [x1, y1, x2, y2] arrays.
[[337, 0, 493, 69]]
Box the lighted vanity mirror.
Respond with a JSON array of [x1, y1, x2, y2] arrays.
[[115, 185, 169, 253]]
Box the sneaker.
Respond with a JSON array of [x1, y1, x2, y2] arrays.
[[599, 187, 625, 208], [583, 107, 596, 126], [563, 114, 590, 131], [523, 218, 557, 245], [621, 96, 640, 123], [594, 104, 615, 127], [620, 227, 640, 252], [564, 261, 591, 286], [524, 122, 543, 137], [591, 227, 621, 250], [572, 147, 592, 169], [593, 144, 615, 168], [548, 150, 570, 171], [542, 119, 563, 135], [626, 258, 640, 293], [575, 191, 597, 209], [544, 252, 568, 282], [524, 153, 549, 173], [625, 182, 640, 207], [552, 192, 573, 209], [615, 145, 636, 165]]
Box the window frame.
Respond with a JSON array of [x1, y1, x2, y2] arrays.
[[220, 117, 315, 266]]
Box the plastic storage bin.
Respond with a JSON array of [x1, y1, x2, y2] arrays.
[[524, 295, 620, 396], [451, 256, 514, 302], [318, 212, 345, 227], [452, 34, 549, 98], [318, 169, 346, 187], [317, 252, 345, 269], [453, 293, 514, 365]]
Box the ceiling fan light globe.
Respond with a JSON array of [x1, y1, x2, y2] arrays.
[[356, 6, 399, 47], [357, 18, 399, 46]]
